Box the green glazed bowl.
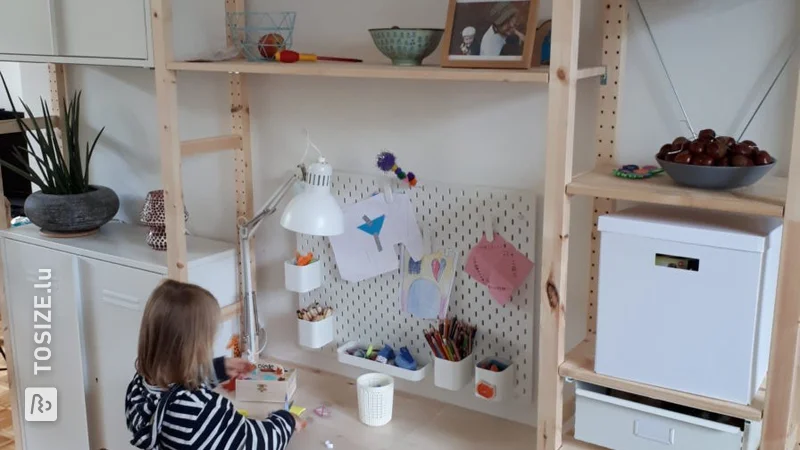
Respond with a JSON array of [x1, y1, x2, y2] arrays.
[[368, 27, 445, 66]]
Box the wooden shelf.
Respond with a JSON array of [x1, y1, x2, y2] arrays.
[[0, 117, 60, 136], [561, 432, 607, 450], [169, 59, 555, 83], [560, 340, 766, 421], [567, 165, 787, 218]]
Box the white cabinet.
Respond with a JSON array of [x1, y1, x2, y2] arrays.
[[3, 240, 91, 450], [1, 222, 237, 450], [0, 0, 224, 67], [55, 0, 150, 60], [0, 0, 56, 56]]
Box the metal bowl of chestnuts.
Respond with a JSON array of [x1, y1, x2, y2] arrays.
[[655, 128, 776, 190]]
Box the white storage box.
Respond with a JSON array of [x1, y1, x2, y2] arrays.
[[297, 315, 334, 349], [284, 259, 322, 293], [595, 205, 782, 404], [434, 354, 474, 391], [575, 382, 761, 450]]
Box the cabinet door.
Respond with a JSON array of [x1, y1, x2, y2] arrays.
[[0, 0, 56, 55], [2, 240, 90, 450], [78, 257, 161, 450], [54, 0, 148, 60]]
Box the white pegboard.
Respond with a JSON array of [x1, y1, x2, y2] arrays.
[[298, 172, 536, 402]]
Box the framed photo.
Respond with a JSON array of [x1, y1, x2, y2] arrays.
[[441, 0, 540, 69]]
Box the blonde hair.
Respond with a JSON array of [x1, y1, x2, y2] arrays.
[[136, 279, 221, 390]]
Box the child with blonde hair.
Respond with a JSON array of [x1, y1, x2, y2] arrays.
[[125, 279, 300, 450]]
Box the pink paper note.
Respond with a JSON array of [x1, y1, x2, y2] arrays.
[[465, 233, 534, 305]]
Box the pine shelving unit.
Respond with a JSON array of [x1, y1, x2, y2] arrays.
[[535, 2, 800, 450], [0, 0, 796, 449]]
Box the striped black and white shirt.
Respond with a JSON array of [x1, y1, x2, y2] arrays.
[[124, 358, 295, 450]]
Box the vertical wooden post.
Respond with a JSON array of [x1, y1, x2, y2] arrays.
[[151, 0, 188, 281], [48, 64, 67, 116], [586, 1, 627, 338], [760, 68, 800, 450], [226, 0, 254, 335], [536, 0, 582, 449]]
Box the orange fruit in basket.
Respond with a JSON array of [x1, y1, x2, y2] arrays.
[[258, 33, 285, 59]]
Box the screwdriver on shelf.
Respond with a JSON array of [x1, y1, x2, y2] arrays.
[[274, 50, 362, 64]]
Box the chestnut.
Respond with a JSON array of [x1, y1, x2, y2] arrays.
[[715, 157, 730, 167], [698, 129, 716, 141], [657, 144, 673, 159], [672, 137, 690, 152], [688, 140, 706, 155], [731, 154, 754, 167], [754, 150, 773, 166], [716, 136, 736, 149], [673, 150, 693, 164], [705, 141, 727, 160], [739, 140, 758, 150], [732, 143, 755, 156], [692, 155, 715, 166]]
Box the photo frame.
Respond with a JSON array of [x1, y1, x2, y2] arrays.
[[441, 0, 540, 69]]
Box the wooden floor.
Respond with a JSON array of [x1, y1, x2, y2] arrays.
[[0, 366, 14, 449]]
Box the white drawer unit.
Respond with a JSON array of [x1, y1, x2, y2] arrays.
[[575, 382, 761, 450], [595, 205, 782, 405], [0, 0, 225, 67], [0, 222, 236, 450]]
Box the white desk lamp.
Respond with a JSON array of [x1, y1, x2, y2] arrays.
[[237, 138, 344, 363]]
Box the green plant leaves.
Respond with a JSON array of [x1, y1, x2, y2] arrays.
[[0, 70, 104, 195]]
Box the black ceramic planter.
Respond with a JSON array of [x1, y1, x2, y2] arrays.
[[25, 185, 119, 234]]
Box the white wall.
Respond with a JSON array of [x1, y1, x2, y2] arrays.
[[14, 0, 798, 424], [0, 62, 22, 111]]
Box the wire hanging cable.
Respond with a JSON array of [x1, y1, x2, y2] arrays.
[[635, 0, 697, 139], [737, 41, 799, 141]]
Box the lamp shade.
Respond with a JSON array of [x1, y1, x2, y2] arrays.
[[280, 158, 344, 236]]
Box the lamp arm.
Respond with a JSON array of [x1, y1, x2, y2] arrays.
[[237, 170, 301, 363]]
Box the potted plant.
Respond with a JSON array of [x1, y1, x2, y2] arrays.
[[1, 73, 118, 236]]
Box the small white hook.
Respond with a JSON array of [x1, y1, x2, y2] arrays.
[[483, 212, 494, 242], [382, 183, 393, 203]]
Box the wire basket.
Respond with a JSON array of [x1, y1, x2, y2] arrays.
[[226, 12, 296, 62]]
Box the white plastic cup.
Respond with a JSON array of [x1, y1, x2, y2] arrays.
[[356, 373, 394, 426]]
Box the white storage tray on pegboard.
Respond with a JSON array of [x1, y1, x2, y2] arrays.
[[298, 315, 334, 349], [434, 354, 474, 391], [284, 258, 322, 293], [475, 357, 515, 402], [337, 341, 429, 382]]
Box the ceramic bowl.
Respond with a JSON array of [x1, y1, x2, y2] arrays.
[[656, 157, 776, 190], [368, 27, 445, 66]]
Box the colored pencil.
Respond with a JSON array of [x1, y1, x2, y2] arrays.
[[424, 318, 476, 362]]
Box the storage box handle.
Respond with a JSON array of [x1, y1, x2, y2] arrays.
[[633, 419, 675, 445], [655, 253, 699, 272]]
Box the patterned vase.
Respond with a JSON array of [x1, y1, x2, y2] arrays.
[[140, 190, 188, 251]]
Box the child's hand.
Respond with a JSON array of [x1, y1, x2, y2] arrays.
[[292, 413, 307, 431], [224, 357, 255, 378]]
